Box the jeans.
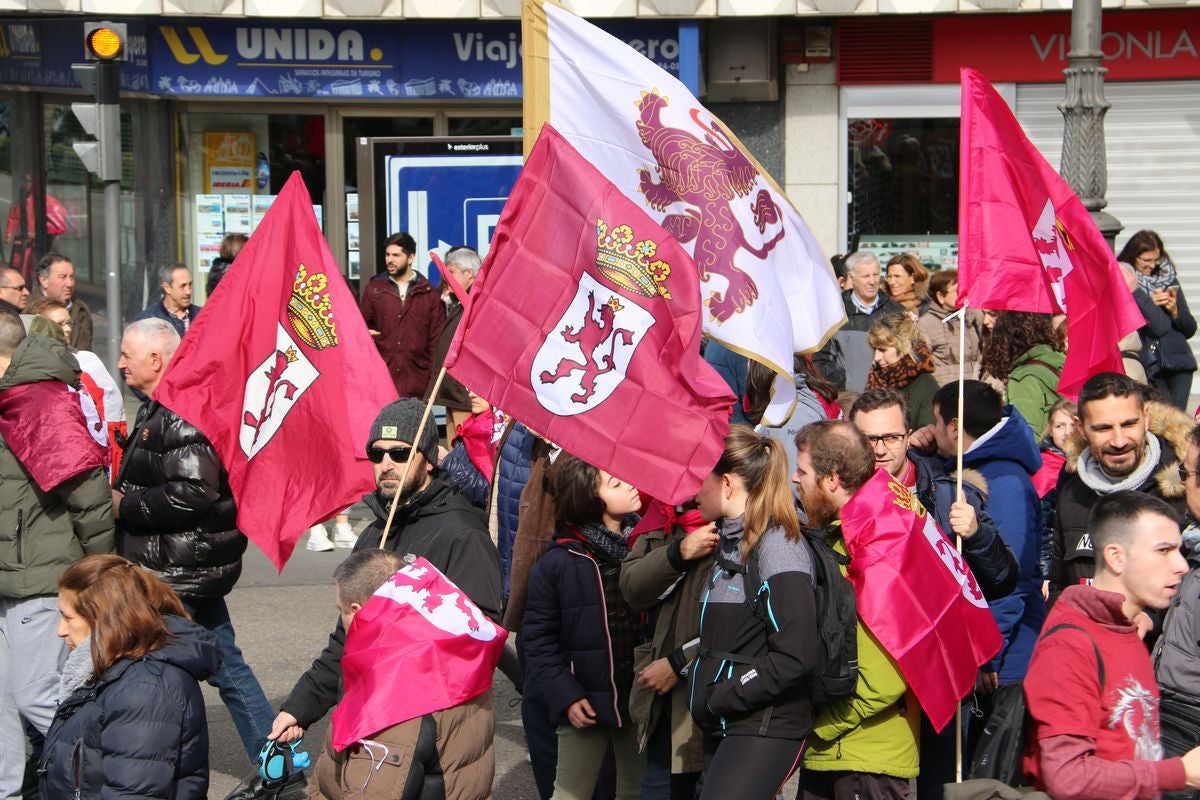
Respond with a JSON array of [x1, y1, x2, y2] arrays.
[[184, 596, 275, 762]]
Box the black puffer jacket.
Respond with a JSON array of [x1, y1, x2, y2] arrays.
[[281, 477, 502, 729], [523, 532, 640, 729], [115, 400, 246, 599], [39, 615, 220, 800]]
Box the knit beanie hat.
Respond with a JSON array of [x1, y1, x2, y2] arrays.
[[368, 398, 439, 465]]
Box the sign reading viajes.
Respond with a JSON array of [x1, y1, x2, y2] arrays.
[[151, 19, 684, 99]]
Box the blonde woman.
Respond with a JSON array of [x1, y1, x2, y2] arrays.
[[866, 314, 938, 429]]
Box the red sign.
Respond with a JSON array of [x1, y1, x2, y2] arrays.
[[933, 10, 1200, 83]]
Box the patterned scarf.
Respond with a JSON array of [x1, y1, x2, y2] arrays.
[[1135, 257, 1179, 294], [866, 339, 936, 391], [575, 519, 634, 565]]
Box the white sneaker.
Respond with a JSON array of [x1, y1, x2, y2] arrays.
[[306, 524, 335, 552], [332, 521, 357, 549]]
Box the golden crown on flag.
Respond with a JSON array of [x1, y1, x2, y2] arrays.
[[287, 264, 339, 350], [595, 219, 672, 300]]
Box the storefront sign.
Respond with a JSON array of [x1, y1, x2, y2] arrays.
[[204, 132, 257, 193], [0, 18, 151, 91], [151, 19, 687, 99], [934, 10, 1200, 83]]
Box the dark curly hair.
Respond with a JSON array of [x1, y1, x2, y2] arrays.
[[980, 310, 1062, 382]]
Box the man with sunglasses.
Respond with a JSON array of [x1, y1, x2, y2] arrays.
[[269, 398, 502, 753], [0, 267, 29, 315]]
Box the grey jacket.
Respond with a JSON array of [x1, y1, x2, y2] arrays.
[[1154, 540, 1200, 695]]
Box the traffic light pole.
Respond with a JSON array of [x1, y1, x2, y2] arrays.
[[104, 176, 121, 371]]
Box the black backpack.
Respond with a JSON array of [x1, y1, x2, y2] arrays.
[[741, 525, 859, 704]]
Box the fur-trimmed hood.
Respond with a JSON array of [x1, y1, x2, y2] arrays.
[[1063, 400, 1191, 500]]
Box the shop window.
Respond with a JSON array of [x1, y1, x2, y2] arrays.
[[42, 102, 134, 285], [179, 112, 326, 302], [447, 117, 521, 137], [846, 117, 959, 267]]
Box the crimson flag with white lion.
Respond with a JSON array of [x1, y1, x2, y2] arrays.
[[522, 0, 845, 425]]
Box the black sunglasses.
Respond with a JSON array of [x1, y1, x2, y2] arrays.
[[367, 445, 413, 464]]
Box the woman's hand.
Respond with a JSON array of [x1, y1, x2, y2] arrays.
[[679, 524, 718, 560], [638, 657, 679, 695], [566, 698, 597, 728]]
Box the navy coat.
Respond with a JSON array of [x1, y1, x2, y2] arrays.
[[39, 615, 220, 800]]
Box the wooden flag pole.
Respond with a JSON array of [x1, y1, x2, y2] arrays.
[[943, 300, 969, 783], [379, 366, 448, 550]]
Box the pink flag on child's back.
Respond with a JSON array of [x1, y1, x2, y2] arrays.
[[331, 558, 506, 751]]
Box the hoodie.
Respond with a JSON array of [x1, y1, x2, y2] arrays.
[[959, 406, 1047, 683], [1024, 585, 1187, 800]]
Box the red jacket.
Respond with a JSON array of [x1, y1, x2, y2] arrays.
[[359, 272, 446, 399]]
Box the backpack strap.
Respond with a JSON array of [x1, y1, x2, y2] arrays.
[[1042, 622, 1105, 689], [1025, 358, 1063, 378]]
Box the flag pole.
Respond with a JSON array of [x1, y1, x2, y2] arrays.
[[379, 366, 449, 550], [943, 300, 969, 783]]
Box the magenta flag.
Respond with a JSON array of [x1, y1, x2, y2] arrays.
[[840, 470, 1003, 733], [958, 67, 1144, 398], [331, 558, 506, 751], [0, 380, 107, 491], [154, 172, 398, 570], [444, 125, 735, 504]]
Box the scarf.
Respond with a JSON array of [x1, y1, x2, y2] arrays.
[[456, 408, 504, 483], [1135, 258, 1178, 294], [1077, 432, 1162, 495], [866, 339, 935, 391], [58, 637, 95, 702], [575, 519, 635, 565], [626, 503, 708, 549]]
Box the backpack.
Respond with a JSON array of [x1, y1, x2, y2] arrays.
[[739, 525, 859, 704]]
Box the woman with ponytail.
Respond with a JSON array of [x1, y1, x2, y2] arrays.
[[39, 555, 219, 800], [690, 425, 819, 799]]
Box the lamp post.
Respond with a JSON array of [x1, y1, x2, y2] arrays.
[[1058, 0, 1122, 247]]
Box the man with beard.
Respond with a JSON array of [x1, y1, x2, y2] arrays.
[[268, 398, 502, 745], [1051, 372, 1191, 603], [792, 421, 920, 800], [360, 233, 446, 399]]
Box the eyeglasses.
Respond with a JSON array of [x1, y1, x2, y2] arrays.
[[1179, 464, 1197, 483], [367, 445, 413, 464], [0, 282, 26, 292], [865, 433, 908, 447]]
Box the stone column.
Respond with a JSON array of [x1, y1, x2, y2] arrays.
[[1058, 0, 1122, 246]]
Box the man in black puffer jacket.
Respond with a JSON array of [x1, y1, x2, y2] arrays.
[[113, 318, 288, 800]]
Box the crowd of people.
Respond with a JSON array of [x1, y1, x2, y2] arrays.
[[2, 227, 1200, 800]]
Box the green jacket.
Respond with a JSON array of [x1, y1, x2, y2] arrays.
[[1005, 344, 1065, 436], [0, 335, 114, 598], [902, 371, 938, 430], [803, 535, 920, 779]]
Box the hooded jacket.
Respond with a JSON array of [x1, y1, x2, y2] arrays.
[[0, 334, 113, 599], [115, 400, 246, 599], [690, 517, 819, 741], [280, 477, 502, 729], [359, 271, 446, 399], [1051, 400, 1191, 601], [958, 406, 1047, 683], [39, 615, 220, 800]]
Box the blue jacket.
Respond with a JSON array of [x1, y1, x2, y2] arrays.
[[704, 341, 748, 425], [958, 406, 1047, 683], [40, 615, 220, 800], [134, 301, 201, 340], [493, 421, 534, 598], [522, 534, 639, 729]]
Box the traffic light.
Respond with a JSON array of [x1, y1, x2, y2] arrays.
[[71, 22, 127, 182]]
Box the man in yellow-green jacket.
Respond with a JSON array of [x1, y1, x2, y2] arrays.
[[792, 421, 920, 800]]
